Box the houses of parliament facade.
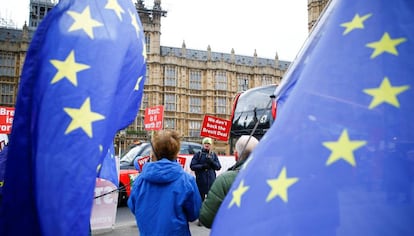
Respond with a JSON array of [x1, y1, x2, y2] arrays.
[[0, 0, 328, 154]]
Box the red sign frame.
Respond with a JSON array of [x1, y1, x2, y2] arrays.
[[144, 105, 164, 131], [200, 115, 231, 141], [0, 106, 14, 134]]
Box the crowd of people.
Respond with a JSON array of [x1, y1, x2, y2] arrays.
[[127, 130, 259, 235]]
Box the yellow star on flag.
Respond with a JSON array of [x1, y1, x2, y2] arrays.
[[340, 13, 372, 35], [67, 6, 103, 39], [50, 50, 90, 86], [105, 0, 124, 21], [266, 167, 298, 203], [228, 180, 249, 208], [323, 129, 366, 166], [366, 32, 407, 59], [64, 97, 105, 138], [134, 76, 143, 91], [363, 77, 409, 109], [129, 9, 141, 38]]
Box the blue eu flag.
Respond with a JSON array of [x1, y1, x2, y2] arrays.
[[212, 0, 414, 235], [0, 0, 146, 235], [97, 144, 118, 187]]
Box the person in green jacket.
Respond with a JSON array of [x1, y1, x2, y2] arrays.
[[199, 135, 259, 228]]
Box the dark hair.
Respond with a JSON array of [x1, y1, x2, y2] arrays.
[[151, 130, 181, 161]]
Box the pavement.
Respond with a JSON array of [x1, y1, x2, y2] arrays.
[[92, 207, 210, 236], [93, 220, 210, 236]]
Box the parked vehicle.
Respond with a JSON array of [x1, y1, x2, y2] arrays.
[[118, 141, 202, 205]]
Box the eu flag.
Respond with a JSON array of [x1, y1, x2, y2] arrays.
[[211, 0, 414, 235], [97, 144, 118, 188], [0, 0, 146, 235]]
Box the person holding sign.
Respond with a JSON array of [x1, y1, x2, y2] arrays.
[[190, 137, 222, 203]]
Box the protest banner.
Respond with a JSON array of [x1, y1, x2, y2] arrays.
[[144, 105, 164, 131], [200, 115, 231, 141]]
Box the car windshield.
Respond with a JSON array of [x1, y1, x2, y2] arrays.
[[120, 143, 149, 163]]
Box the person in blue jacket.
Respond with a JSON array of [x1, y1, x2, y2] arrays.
[[128, 130, 201, 236]]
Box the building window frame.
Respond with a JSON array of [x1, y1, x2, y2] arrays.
[[165, 118, 175, 129], [189, 121, 201, 137], [189, 97, 202, 114], [145, 34, 150, 55], [262, 75, 273, 86], [0, 83, 14, 105], [215, 97, 227, 114], [0, 53, 16, 77], [164, 94, 176, 111], [215, 71, 227, 90], [189, 70, 202, 90], [164, 66, 177, 87], [237, 75, 249, 92]]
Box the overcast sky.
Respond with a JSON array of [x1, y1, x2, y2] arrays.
[[0, 0, 309, 61]]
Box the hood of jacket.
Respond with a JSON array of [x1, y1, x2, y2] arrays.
[[140, 158, 183, 184]]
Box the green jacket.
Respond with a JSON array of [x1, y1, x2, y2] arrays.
[[199, 161, 244, 228]]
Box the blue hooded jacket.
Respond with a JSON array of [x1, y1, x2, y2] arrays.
[[128, 158, 201, 236]]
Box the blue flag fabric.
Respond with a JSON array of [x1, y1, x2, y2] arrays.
[[97, 144, 118, 187], [212, 0, 414, 235], [0, 146, 8, 197], [0, 0, 146, 235]]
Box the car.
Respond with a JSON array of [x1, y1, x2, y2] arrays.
[[117, 141, 203, 205]]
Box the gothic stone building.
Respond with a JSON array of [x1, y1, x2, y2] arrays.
[[0, 0, 328, 154]]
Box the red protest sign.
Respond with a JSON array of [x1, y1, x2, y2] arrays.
[[177, 156, 187, 168], [0, 106, 14, 134], [144, 105, 164, 131], [200, 115, 231, 141], [136, 155, 151, 171]]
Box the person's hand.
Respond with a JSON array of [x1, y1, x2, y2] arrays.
[[206, 157, 213, 165]]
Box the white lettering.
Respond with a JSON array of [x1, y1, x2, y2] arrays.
[[218, 125, 226, 131], [215, 119, 225, 125], [6, 117, 13, 124], [145, 123, 155, 129], [217, 130, 228, 137], [206, 123, 217, 129], [207, 117, 215, 122], [0, 125, 12, 132], [94, 186, 115, 205], [202, 128, 217, 135], [0, 108, 14, 116], [155, 121, 162, 128], [148, 107, 160, 115]]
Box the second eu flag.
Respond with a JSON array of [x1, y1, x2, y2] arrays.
[[212, 0, 414, 235]]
